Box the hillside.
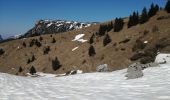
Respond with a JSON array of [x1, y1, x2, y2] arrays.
[[0, 10, 170, 75]]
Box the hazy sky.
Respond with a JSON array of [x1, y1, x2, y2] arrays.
[[0, 0, 166, 38]]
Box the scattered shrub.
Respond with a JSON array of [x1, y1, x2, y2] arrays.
[[43, 46, 50, 55], [29, 39, 41, 47], [51, 38, 56, 43]]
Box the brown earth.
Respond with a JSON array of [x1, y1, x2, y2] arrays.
[[0, 10, 170, 75]]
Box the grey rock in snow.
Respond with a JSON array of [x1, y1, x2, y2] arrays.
[[96, 64, 108, 72]]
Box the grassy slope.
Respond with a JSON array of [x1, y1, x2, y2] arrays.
[[0, 10, 170, 75]]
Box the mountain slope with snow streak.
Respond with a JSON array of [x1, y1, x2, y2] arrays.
[[0, 53, 170, 100]]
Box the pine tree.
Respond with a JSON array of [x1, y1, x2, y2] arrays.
[[165, 0, 170, 13], [148, 3, 159, 17], [107, 21, 113, 32], [140, 7, 149, 24], [0, 48, 5, 55], [52, 57, 61, 71], [35, 39, 41, 47], [30, 66, 36, 75], [31, 55, 36, 62], [18, 66, 23, 73], [39, 36, 43, 41], [22, 42, 26, 47], [114, 18, 124, 32], [88, 45, 96, 57], [98, 25, 107, 36], [27, 59, 31, 64], [89, 33, 95, 44], [103, 34, 112, 46]]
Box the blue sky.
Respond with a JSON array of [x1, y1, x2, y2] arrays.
[[0, 0, 166, 38]]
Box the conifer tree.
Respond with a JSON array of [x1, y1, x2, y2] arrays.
[[89, 33, 95, 44], [140, 7, 149, 24], [18, 66, 23, 73], [30, 66, 36, 75], [88, 45, 96, 57], [114, 18, 124, 32], [52, 57, 61, 71], [165, 0, 170, 13], [0, 48, 5, 55], [51, 38, 56, 43], [103, 34, 112, 46]]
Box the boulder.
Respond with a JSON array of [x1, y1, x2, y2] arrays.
[[96, 64, 108, 72], [125, 63, 143, 79]]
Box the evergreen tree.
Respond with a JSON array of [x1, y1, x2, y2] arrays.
[[140, 7, 149, 24], [107, 21, 113, 32], [165, 0, 170, 13], [35, 39, 41, 47], [52, 57, 61, 71], [27, 59, 31, 64], [98, 25, 107, 36], [0, 48, 5, 55], [22, 42, 26, 47], [51, 38, 56, 43], [39, 36, 43, 41], [43, 46, 50, 55], [89, 33, 95, 44], [18, 66, 23, 73], [103, 34, 112, 46], [114, 18, 124, 32], [88, 45, 96, 57], [31, 55, 36, 62], [128, 11, 139, 28], [30, 66, 36, 75], [148, 3, 159, 17]]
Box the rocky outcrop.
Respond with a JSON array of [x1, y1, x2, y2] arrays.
[[96, 64, 108, 72], [24, 20, 97, 37]]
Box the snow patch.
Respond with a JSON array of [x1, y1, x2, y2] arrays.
[[72, 46, 79, 51], [72, 34, 87, 43], [0, 53, 170, 100], [144, 41, 148, 44], [47, 23, 53, 27]]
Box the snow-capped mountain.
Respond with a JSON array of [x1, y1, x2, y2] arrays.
[[24, 20, 97, 37]]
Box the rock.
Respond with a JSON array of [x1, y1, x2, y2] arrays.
[[65, 70, 83, 76], [125, 62, 159, 79], [96, 64, 108, 72], [125, 63, 143, 79]]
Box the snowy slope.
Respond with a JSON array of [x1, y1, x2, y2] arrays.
[[0, 54, 170, 100]]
